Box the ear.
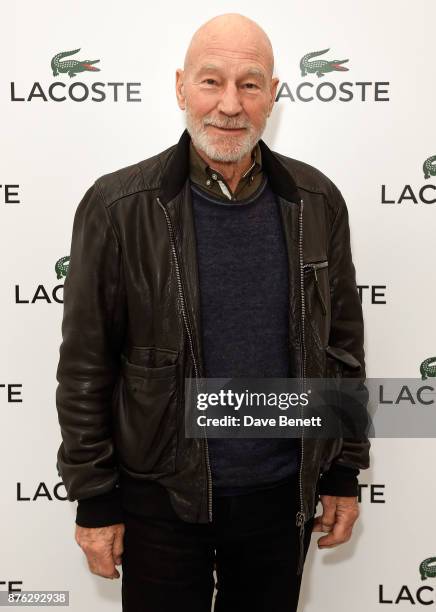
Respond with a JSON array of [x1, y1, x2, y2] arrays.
[[268, 77, 280, 116], [175, 68, 186, 110]]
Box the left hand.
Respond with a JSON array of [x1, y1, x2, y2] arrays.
[[312, 495, 359, 548]]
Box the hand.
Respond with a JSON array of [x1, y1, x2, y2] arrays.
[[75, 523, 125, 579], [312, 495, 359, 548]]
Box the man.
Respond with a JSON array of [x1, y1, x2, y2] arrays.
[[56, 12, 370, 612]]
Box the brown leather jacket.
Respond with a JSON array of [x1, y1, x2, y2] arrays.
[[55, 129, 370, 574]]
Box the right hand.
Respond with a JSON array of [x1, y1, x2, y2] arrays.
[[75, 523, 125, 579]]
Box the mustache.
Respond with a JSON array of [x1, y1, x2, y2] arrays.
[[203, 118, 251, 130]]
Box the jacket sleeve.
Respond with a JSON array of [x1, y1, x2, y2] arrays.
[[318, 182, 371, 497], [55, 181, 126, 525]]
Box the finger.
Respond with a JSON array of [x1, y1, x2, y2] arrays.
[[312, 516, 333, 532], [89, 559, 119, 579], [88, 560, 118, 578], [312, 516, 323, 532], [317, 534, 346, 548], [85, 546, 117, 578], [312, 511, 335, 533], [320, 504, 336, 527], [112, 527, 125, 566], [312, 520, 335, 533], [317, 524, 351, 548]]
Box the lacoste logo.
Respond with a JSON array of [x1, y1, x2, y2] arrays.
[[420, 357, 436, 380], [419, 557, 436, 580], [55, 256, 70, 280], [300, 48, 349, 78], [423, 155, 436, 180], [51, 49, 100, 78], [11, 49, 140, 103]]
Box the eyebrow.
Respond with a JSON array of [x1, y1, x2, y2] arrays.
[[195, 63, 267, 84]]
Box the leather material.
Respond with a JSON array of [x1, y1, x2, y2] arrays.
[[56, 128, 370, 525]]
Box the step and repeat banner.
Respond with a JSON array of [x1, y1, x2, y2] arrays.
[[1, 1, 435, 610]]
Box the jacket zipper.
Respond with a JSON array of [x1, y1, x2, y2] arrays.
[[303, 261, 328, 315], [156, 196, 213, 522], [302, 260, 328, 271], [296, 198, 306, 575]]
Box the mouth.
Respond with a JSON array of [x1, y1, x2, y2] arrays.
[[208, 125, 247, 133]]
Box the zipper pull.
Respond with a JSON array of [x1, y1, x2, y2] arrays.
[[313, 268, 327, 315], [296, 510, 306, 529], [296, 511, 306, 575]]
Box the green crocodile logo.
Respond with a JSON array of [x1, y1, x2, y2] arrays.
[[51, 49, 100, 78], [423, 155, 436, 180], [420, 557, 436, 580], [420, 357, 436, 380], [300, 48, 349, 78], [55, 256, 70, 280]]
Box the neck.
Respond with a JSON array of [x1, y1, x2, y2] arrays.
[[192, 143, 255, 193]]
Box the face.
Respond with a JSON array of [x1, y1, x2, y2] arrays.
[[176, 56, 279, 162]]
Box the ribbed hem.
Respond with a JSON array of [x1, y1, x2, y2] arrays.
[[318, 464, 360, 497], [76, 486, 124, 528], [120, 476, 176, 520]]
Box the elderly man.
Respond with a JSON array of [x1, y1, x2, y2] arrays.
[[56, 12, 370, 612]]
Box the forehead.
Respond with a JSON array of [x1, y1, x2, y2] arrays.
[[193, 61, 267, 80]]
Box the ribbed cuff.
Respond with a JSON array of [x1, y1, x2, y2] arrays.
[[76, 486, 124, 528], [318, 464, 360, 497]]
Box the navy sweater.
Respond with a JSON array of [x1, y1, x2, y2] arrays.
[[190, 176, 300, 496]]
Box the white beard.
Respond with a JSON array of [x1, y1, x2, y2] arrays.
[[185, 104, 267, 163]]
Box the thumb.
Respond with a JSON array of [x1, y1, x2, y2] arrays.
[[312, 502, 336, 533], [112, 525, 125, 565]]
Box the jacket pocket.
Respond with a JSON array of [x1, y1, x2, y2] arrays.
[[323, 345, 369, 447], [325, 344, 361, 377], [127, 345, 179, 368], [320, 346, 358, 471], [304, 259, 331, 349], [113, 350, 179, 475]]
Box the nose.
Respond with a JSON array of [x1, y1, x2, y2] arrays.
[[216, 81, 243, 116]]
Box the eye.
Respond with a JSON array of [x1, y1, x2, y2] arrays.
[[243, 83, 260, 90], [202, 78, 217, 85]]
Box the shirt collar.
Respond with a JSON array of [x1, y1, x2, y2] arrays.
[[189, 139, 262, 200]]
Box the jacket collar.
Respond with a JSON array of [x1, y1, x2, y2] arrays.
[[158, 128, 300, 205]]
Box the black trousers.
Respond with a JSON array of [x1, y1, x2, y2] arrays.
[[121, 473, 314, 612]]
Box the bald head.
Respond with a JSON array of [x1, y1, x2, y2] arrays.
[[183, 13, 275, 79], [175, 13, 279, 165]]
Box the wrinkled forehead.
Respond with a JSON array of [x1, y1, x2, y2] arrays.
[[197, 60, 267, 80]]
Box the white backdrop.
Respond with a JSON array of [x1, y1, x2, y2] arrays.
[[2, 0, 436, 609]]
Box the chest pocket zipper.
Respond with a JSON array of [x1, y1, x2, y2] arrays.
[[303, 260, 328, 315]]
